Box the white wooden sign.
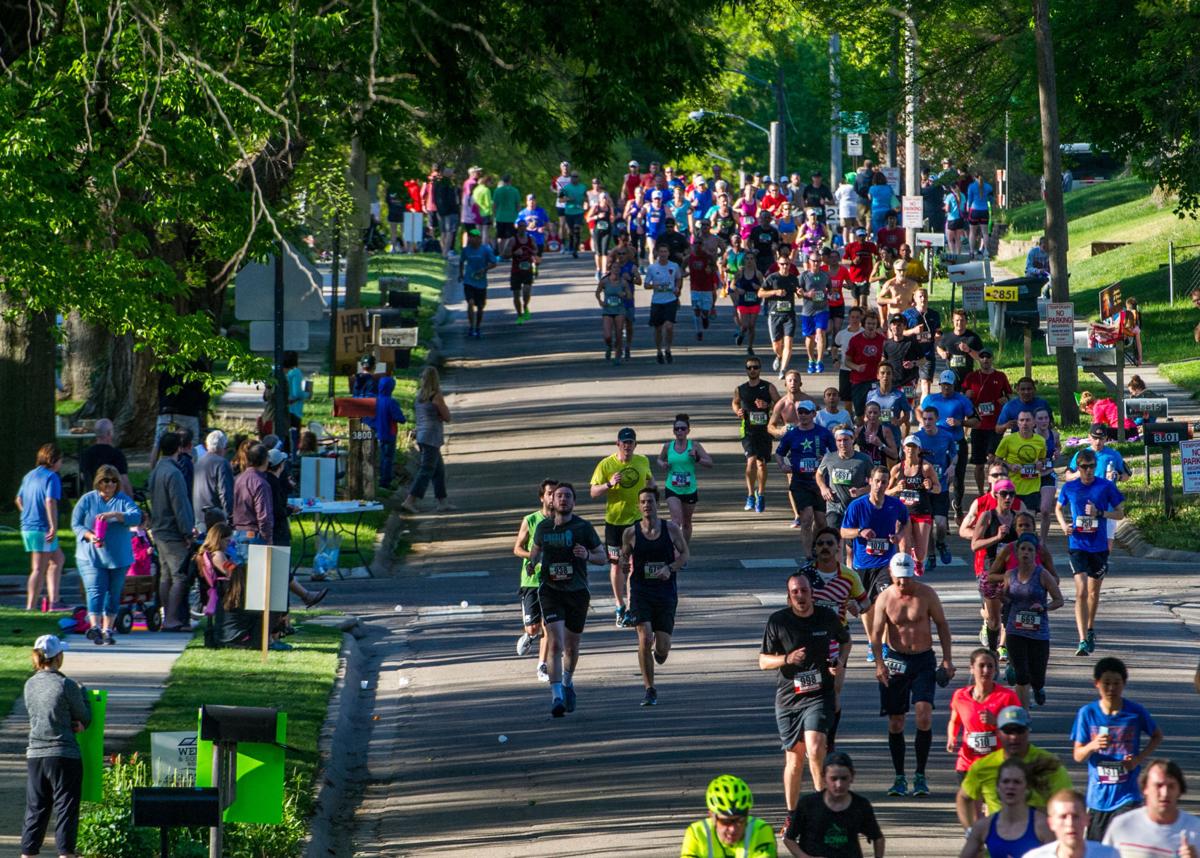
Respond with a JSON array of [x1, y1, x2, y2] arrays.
[[300, 456, 337, 502]]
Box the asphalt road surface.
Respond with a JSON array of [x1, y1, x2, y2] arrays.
[[322, 252, 1200, 857]]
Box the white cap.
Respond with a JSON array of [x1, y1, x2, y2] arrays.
[[34, 634, 67, 659], [628, 160, 640, 168], [903, 434, 923, 449], [889, 554, 916, 578]]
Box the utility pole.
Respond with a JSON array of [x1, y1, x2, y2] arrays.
[[901, 5, 919, 248], [886, 24, 898, 167], [775, 67, 787, 179], [829, 33, 842, 187], [769, 122, 784, 185], [1033, 0, 1079, 425]]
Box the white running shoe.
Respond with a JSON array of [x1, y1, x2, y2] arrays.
[[536, 663, 550, 682], [517, 633, 535, 657]]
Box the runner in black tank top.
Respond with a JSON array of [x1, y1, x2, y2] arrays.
[[732, 360, 780, 514]]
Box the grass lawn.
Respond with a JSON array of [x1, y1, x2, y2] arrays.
[[1003, 178, 1155, 240], [0, 511, 76, 577], [1119, 469, 1200, 553], [0, 609, 67, 719], [288, 508, 388, 567]]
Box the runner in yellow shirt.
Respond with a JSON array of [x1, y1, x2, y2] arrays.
[[993, 410, 1047, 520], [590, 427, 654, 628]]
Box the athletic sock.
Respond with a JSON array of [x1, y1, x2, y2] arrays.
[[986, 625, 999, 651], [915, 728, 933, 775], [827, 709, 842, 750], [888, 731, 905, 775], [562, 670, 574, 688], [551, 681, 563, 699]]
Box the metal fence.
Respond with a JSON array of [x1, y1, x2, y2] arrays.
[[1167, 241, 1200, 305]]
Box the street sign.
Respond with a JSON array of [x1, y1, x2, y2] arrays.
[[1145, 421, 1191, 447], [248, 321, 309, 352], [882, 167, 901, 194], [962, 282, 985, 312], [1045, 302, 1075, 348], [984, 284, 1019, 302], [846, 134, 863, 156], [1181, 439, 1200, 494], [234, 246, 327, 322], [839, 111, 869, 134], [914, 231, 945, 248], [902, 197, 923, 229], [378, 327, 418, 349], [947, 261, 988, 284], [1125, 397, 1170, 420]]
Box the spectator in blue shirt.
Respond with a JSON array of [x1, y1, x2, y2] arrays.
[[1070, 657, 1163, 841], [15, 444, 66, 612], [1068, 425, 1131, 485], [1025, 236, 1050, 280], [996, 377, 1051, 434]]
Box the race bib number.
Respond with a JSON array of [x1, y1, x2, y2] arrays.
[[1075, 516, 1097, 534], [605, 296, 621, 308], [900, 490, 921, 506], [979, 402, 995, 416], [519, 260, 532, 271], [548, 562, 572, 582], [833, 469, 853, 486], [1020, 464, 1038, 478], [866, 538, 891, 556], [966, 731, 996, 753], [901, 385, 917, 399], [644, 561, 668, 580], [1046, 458, 1055, 470], [1097, 764, 1128, 785], [799, 458, 819, 473], [793, 669, 823, 695], [884, 657, 907, 677], [950, 355, 967, 368], [748, 412, 768, 426], [653, 279, 675, 293], [595, 219, 609, 231], [606, 545, 621, 562], [773, 300, 793, 313], [813, 290, 825, 302], [670, 472, 692, 489], [879, 408, 894, 423], [1015, 610, 1043, 632]]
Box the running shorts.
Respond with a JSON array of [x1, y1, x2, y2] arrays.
[[878, 647, 937, 715], [649, 301, 680, 327], [463, 284, 487, 308], [691, 292, 715, 312], [788, 477, 827, 513], [520, 586, 543, 627], [775, 698, 834, 749], [769, 313, 796, 342], [1069, 549, 1109, 581], [604, 522, 634, 562], [741, 433, 772, 462], [537, 586, 590, 634], [627, 591, 677, 634], [665, 488, 699, 505]]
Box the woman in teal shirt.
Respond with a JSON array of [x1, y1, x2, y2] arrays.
[[657, 413, 713, 542]]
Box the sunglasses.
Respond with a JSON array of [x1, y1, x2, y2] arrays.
[[997, 491, 1016, 497], [99, 478, 118, 484], [746, 365, 761, 371], [1077, 464, 1096, 470], [988, 472, 1005, 478], [673, 425, 688, 432]]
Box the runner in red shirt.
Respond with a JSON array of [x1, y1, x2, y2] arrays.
[[844, 314, 885, 418], [947, 648, 1021, 780], [686, 223, 721, 340], [822, 247, 850, 341], [620, 160, 641, 206], [876, 211, 905, 254], [760, 180, 787, 216], [961, 351, 1013, 495], [842, 228, 878, 311]]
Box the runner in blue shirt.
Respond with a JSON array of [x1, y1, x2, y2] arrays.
[[1070, 656, 1163, 841], [1068, 426, 1131, 484], [1055, 448, 1125, 657], [458, 229, 498, 338], [996, 378, 1051, 433], [921, 370, 977, 517], [774, 402, 834, 554], [914, 404, 956, 569], [517, 196, 550, 250]]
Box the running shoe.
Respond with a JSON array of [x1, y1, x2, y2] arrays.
[[997, 646, 1009, 663], [620, 610, 638, 628], [516, 315, 525, 325], [815, 361, 824, 373], [978, 623, 988, 647], [665, 350, 673, 364], [564, 685, 577, 713], [911, 774, 929, 797], [778, 369, 786, 380], [551, 697, 566, 718], [887, 776, 908, 797], [791, 517, 802, 529], [735, 330, 744, 345], [641, 687, 657, 707], [517, 633, 536, 657], [746, 347, 755, 356], [1086, 629, 1096, 653], [744, 495, 755, 511], [702, 315, 710, 329], [755, 493, 766, 514], [696, 330, 703, 342], [926, 553, 937, 572], [605, 347, 612, 361], [615, 606, 625, 628], [807, 361, 816, 374], [914, 559, 924, 577], [1075, 640, 1089, 657], [1033, 687, 1046, 706], [1004, 664, 1017, 686], [536, 663, 550, 683], [866, 650, 876, 664], [623, 345, 631, 359], [938, 543, 952, 566], [772, 357, 780, 371], [612, 357, 621, 367], [657, 350, 665, 364]]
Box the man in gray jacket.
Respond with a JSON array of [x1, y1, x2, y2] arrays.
[[193, 430, 234, 533], [147, 432, 195, 631]]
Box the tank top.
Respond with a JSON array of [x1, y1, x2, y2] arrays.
[[898, 463, 931, 516], [601, 278, 625, 314], [986, 808, 1043, 858], [736, 273, 762, 306], [626, 201, 644, 233], [414, 399, 444, 447], [739, 381, 773, 436], [510, 235, 536, 273], [1005, 566, 1050, 640], [665, 440, 698, 496], [974, 509, 1016, 576], [629, 521, 676, 597]]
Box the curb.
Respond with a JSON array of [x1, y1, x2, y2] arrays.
[[304, 619, 367, 858], [1114, 519, 1200, 562]]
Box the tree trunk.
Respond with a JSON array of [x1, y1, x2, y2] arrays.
[[0, 296, 56, 507], [62, 312, 108, 402], [1033, 0, 1079, 425], [342, 135, 370, 308]]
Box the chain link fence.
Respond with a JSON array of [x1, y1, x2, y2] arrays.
[[1168, 241, 1200, 304]]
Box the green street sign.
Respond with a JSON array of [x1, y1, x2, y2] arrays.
[[839, 111, 869, 134]]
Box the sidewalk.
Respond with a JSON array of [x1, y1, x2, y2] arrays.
[[0, 631, 189, 848]]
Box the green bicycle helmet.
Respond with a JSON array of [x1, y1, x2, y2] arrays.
[[705, 775, 753, 816]]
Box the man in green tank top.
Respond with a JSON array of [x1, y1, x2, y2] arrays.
[[513, 479, 557, 682]]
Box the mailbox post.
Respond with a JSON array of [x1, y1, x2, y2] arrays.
[[199, 705, 282, 858]]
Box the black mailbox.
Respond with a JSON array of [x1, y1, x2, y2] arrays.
[[388, 290, 420, 309], [1144, 422, 1192, 447], [995, 275, 1044, 333], [132, 787, 221, 828], [199, 705, 278, 744]]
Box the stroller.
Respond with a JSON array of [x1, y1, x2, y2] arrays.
[[113, 527, 163, 633]]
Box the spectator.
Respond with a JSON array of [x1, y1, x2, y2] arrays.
[[920, 166, 945, 234], [215, 553, 288, 651], [351, 354, 378, 397], [78, 418, 133, 497], [868, 172, 896, 236], [1026, 236, 1051, 280], [71, 464, 142, 644], [147, 431, 195, 632], [21, 634, 92, 858], [400, 366, 455, 514], [1078, 394, 1136, 441], [176, 428, 196, 499], [385, 183, 407, 253], [193, 430, 235, 532], [1103, 760, 1200, 857], [284, 350, 310, 452], [15, 444, 66, 612], [231, 443, 273, 547], [434, 166, 460, 258], [472, 172, 494, 246], [264, 449, 328, 609], [371, 375, 407, 490]]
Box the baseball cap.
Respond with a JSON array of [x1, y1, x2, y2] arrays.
[[1089, 422, 1109, 438], [888, 314, 906, 324], [854, 227, 866, 236], [628, 160, 640, 168], [939, 370, 957, 385], [617, 427, 637, 442], [993, 478, 1017, 493], [797, 400, 816, 413], [651, 190, 664, 199], [267, 449, 288, 468], [467, 228, 481, 237], [998, 706, 1032, 730], [902, 434, 923, 449], [834, 427, 855, 439], [889, 554, 916, 578], [697, 176, 708, 186], [844, 172, 857, 182], [560, 160, 570, 167], [979, 348, 994, 358], [33, 634, 67, 659]]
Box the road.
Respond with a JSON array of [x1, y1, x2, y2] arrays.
[[318, 252, 1200, 857]]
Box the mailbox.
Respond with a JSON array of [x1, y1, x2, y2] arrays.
[[388, 289, 420, 309], [199, 705, 279, 744], [1145, 422, 1192, 447], [1124, 397, 1169, 420], [133, 787, 220, 828]]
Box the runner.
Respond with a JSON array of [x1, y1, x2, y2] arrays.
[[587, 179, 616, 281], [680, 775, 778, 858], [783, 752, 884, 858], [882, 313, 925, 396], [834, 173, 860, 245], [798, 253, 832, 374], [624, 185, 647, 269], [644, 190, 668, 260], [1071, 659, 1166, 840], [458, 228, 498, 339], [515, 193, 550, 273], [550, 161, 571, 247], [993, 534, 1064, 708], [769, 370, 817, 439], [589, 428, 655, 629], [947, 648, 1022, 784], [657, 414, 713, 543], [920, 370, 977, 521], [613, 236, 641, 358], [750, 209, 781, 278], [815, 387, 854, 433], [937, 308, 984, 391], [845, 315, 885, 419], [618, 487, 689, 707], [762, 248, 799, 379], [855, 403, 901, 470], [735, 184, 760, 243], [962, 349, 1012, 495], [902, 288, 941, 400], [527, 483, 606, 717], [1027, 792, 1122, 858], [834, 306, 864, 408], [759, 572, 850, 808], [866, 364, 914, 438], [645, 243, 683, 365], [595, 267, 631, 366], [733, 253, 764, 355], [513, 479, 557, 682], [996, 377, 1052, 435], [502, 220, 538, 323], [961, 760, 1052, 858], [822, 246, 849, 342], [559, 170, 587, 257], [994, 410, 1048, 520], [840, 466, 911, 660], [686, 221, 721, 341], [972, 478, 1019, 657], [775, 402, 834, 550], [913, 406, 957, 570], [886, 436, 940, 575], [1036, 409, 1062, 543], [816, 429, 872, 566], [842, 228, 877, 312], [869, 552, 956, 798], [1102, 761, 1200, 857], [733, 357, 781, 514]]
